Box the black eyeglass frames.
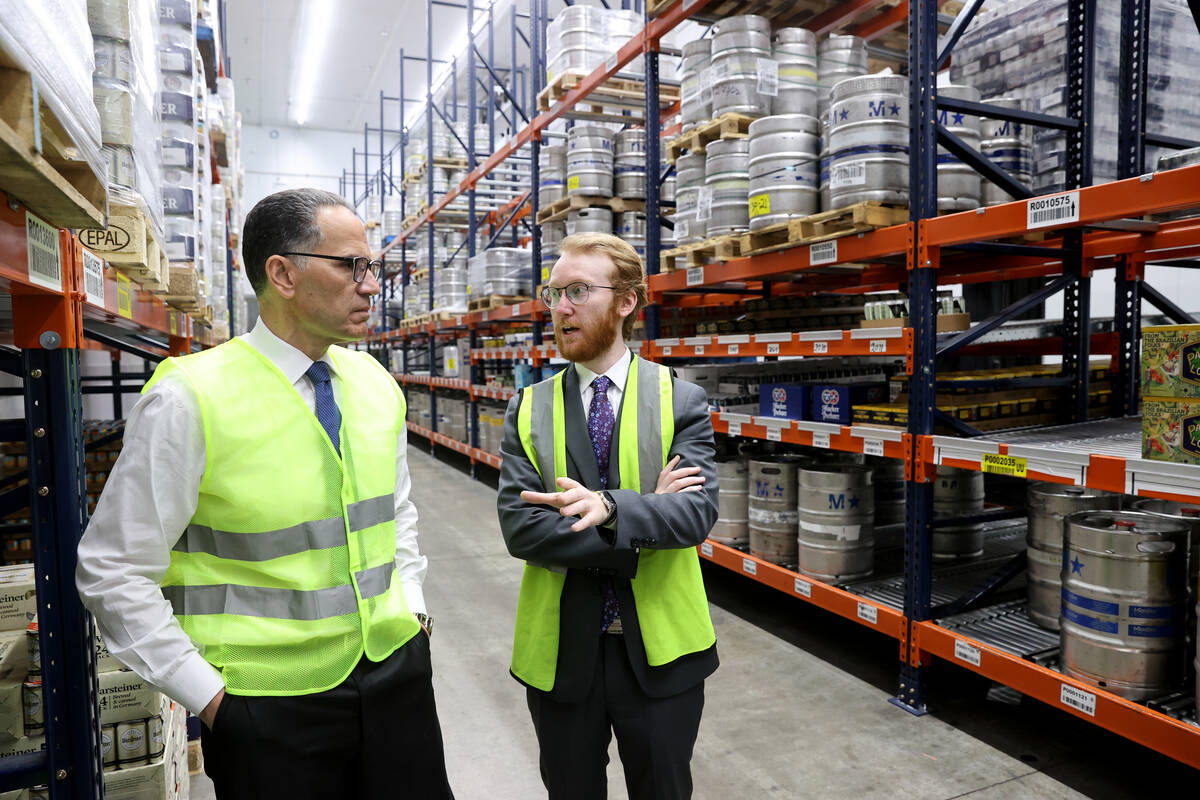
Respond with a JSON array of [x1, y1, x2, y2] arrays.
[[540, 282, 617, 309], [282, 252, 384, 284]]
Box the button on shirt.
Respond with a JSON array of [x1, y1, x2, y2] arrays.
[[75, 319, 428, 714]]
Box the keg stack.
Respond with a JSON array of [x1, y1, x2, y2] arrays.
[[674, 152, 707, 246], [772, 28, 818, 117], [747, 114, 819, 230], [817, 35, 868, 118], [566, 125, 614, 198], [712, 458, 751, 547], [614, 128, 647, 200], [936, 85, 984, 212], [748, 454, 810, 566], [704, 138, 750, 237], [710, 15, 773, 120], [980, 98, 1034, 206], [797, 463, 875, 581], [680, 40, 713, 132], [826, 73, 909, 210], [931, 467, 985, 562]]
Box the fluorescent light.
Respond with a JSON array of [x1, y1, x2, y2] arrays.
[[291, 0, 336, 126]]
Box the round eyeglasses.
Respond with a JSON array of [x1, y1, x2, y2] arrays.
[[282, 252, 384, 283], [540, 281, 617, 309]]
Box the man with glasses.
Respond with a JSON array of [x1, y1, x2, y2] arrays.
[[77, 188, 454, 799], [497, 232, 720, 799]]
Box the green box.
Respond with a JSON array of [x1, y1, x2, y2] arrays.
[[1142, 396, 1200, 465], [1142, 325, 1200, 398]]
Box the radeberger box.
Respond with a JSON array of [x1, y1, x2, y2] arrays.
[[1143, 396, 1200, 465], [1142, 324, 1200, 398]]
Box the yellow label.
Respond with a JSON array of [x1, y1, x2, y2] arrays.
[[981, 453, 1027, 478], [749, 194, 771, 217], [115, 273, 133, 319], [566, 175, 580, 191], [541, 265, 549, 282], [169, 312, 177, 336]]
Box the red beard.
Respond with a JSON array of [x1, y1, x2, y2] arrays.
[[554, 297, 624, 363]]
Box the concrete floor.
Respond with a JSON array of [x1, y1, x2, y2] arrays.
[[191, 444, 1198, 798]]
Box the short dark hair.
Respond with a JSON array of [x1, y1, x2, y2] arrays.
[[242, 188, 355, 294]]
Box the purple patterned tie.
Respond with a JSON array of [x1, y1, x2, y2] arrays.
[[588, 376, 620, 632]]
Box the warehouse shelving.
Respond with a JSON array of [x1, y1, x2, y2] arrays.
[[354, 0, 1200, 770]]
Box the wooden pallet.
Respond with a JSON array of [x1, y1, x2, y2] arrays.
[[660, 233, 746, 272], [432, 156, 469, 170], [0, 52, 106, 228], [792, 201, 909, 243], [536, 194, 665, 225], [537, 70, 680, 113], [665, 113, 755, 163], [738, 219, 795, 256], [648, 0, 833, 27], [78, 201, 167, 288], [161, 266, 204, 312], [468, 294, 530, 311]]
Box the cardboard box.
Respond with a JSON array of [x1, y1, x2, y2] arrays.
[[1143, 396, 1200, 465], [1142, 325, 1200, 398], [759, 383, 810, 421], [860, 313, 971, 333], [98, 670, 164, 725], [0, 567, 36, 633], [809, 383, 889, 425], [0, 632, 27, 741]]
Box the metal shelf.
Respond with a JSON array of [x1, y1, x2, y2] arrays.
[[406, 420, 502, 470], [712, 412, 909, 462]]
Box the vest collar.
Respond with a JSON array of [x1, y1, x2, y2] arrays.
[[243, 317, 339, 388]]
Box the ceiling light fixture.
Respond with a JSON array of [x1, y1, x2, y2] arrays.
[[290, 0, 335, 126]]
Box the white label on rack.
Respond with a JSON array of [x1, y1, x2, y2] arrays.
[[1060, 684, 1096, 717], [756, 58, 779, 97], [810, 239, 838, 266], [1027, 191, 1080, 230], [700, 541, 713, 557], [794, 578, 812, 597], [1036, 156, 1061, 175], [81, 248, 106, 307], [830, 160, 867, 189], [812, 431, 830, 449], [163, 145, 188, 166], [159, 51, 188, 72], [767, 342, 780, 355], [25, 211, 62, 292], [954, 640, 982, 667], [869, 339, 887, 353], [857, 602, 878, 625], [728, 344, 739, 354], [662, 345, 673, 356], [766, 426, 783, 442], [695, 345, 705, 355], [813, 340, 829, 354], [686, 266, 705, 286], [726, 420, 742, 437], [862, 439, 884, 457], [742, 558, 757, 575], [696, 187, 713, 221]]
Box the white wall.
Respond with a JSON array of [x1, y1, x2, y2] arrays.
[[1042, 264, 1197, 322], [240, 124, 367, 215]]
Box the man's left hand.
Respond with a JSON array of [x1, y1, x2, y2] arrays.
[[521, 476, 609, 532]]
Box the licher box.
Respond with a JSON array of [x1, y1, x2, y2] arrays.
[[1142, 324, 1200, 398], [1143, 396, 1200, 465]]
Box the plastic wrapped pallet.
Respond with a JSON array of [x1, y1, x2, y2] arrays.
[[0, 0, 107, 193]]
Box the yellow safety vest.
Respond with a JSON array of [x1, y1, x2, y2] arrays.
[[513, 355, 716, 690], [145, 338, 420, 696]]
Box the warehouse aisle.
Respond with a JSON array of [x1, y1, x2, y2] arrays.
[[190, 446, 1190, 799]]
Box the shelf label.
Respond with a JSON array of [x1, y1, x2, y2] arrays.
[[1060, 683, 1096, 717], [954, 639, 982, 667], [857, 602, 878, 625], [567, 175, 581, 191], [981, 452, 1028, 477], [862, 439, 884, 457], [869, 339, 887, 353], [662, 345, 673, 356], [812, 431, 830, 449], [810, 239, 838, 266], [169, 312, 178, 336], [1026, 190, 1079, 229], [813, 341, 829, 354], [728, 343, 739, 355], [115, 273, 133, 319], [749, 193, 771, 218], [81, 248, 106, 307], [694, 345, 705, 355], [696, 186, 713, 221], [766, 342, 780, 355], [742, 558, 757, 575], [25, 212, 62, 292], [756, 57, 779, 97], [686, 266, 705, 286], [794, 578, 811, 597], [700, 541, 713, 557], [726, 421, 742, 437], [766, 426, 782, 442]]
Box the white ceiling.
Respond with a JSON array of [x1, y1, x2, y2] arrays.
[[226, 0, 528, 135]]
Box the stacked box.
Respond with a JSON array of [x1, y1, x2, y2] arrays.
[[1143, 325, 1200, 465]]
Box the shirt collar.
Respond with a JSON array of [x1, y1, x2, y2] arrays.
[[576, 348, 633, 394], [240, 318, 338, 386]]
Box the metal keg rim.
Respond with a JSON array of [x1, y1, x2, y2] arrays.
[[829, 72, 909, 104], [712, 14, 771, 36], [1028, 482, 1115, 500], [936, 84, 982, 103], [819, 34, 867, 50], [773, 27, 818, 46], [682, 39, 713, 57], [1065, 509, 1191, 536], [706, 138, 750, 156], [748, 114, 820, 137], [569, 125, 616, 138]]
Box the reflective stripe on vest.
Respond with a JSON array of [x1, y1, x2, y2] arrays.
[[513, 355, 716, 691], [148, 339, 420, 696]]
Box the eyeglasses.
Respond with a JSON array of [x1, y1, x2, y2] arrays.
[[282, 252, 384, 283], [540, 282, 617, 309]]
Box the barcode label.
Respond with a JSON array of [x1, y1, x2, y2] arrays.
[[794, 578, 811, 597], [25, 212, 62, 292], [1060, 684, 1096, 717], [869, 339, 887, 353], [728, 344, 739, 354], [710, 58, 729, 79], [810, 240, 837, 265], [857, 602, 878, 625], [686, 266, 704, 286], [742, 558, 757, 575], [162, 145, 188, 166], [159, 51, 188, 72], [812, 432, 830, 449], [81, 248, 106, 307], [727, 421, 742, 437], [700, 541, 713, 557], [954, 639, 981, 667], [662, 346, 673, 356], [1026, 191, 1079, 229], [766, 343, 780, 355], [862, 439, 884, 457], [695, 345, 705, 354], [830, 161, 867, 189], [813, 341, 829, 354], [115, 272, 133, 319], [756, 57, 779, 97], [696, 187, 713, 221], [766, 427, 782, 442]]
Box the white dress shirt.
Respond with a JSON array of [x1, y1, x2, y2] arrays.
[[575, 348, 632, 419], [76, 319, 428, 714]]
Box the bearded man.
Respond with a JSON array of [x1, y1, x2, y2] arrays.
[[496, 232, 720, 800]]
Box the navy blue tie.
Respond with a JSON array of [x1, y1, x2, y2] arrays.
[[306, 361, 342, 458]]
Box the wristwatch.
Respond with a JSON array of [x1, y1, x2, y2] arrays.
[[415, 613, 434, 636], [598, 490, 617, 527]]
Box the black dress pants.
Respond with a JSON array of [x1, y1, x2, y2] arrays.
[[526, 634, 705, 800], [201, 633, 453, 799]]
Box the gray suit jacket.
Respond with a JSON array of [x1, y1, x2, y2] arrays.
[[498, 359, 720, 701]]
